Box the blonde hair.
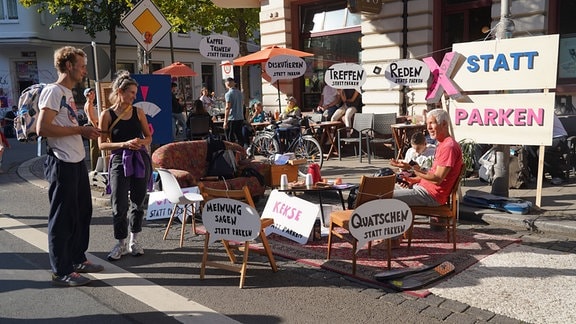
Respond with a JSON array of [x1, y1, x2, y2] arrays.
[[54, 46, 86, 73], [109, 70, 138, 104]]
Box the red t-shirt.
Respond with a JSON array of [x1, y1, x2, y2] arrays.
[[419, 136, 463, 205]]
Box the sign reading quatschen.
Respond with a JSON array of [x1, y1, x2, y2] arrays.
[[266, 55, 307, 84], [202, 198, 261, 245], [348, 199, 412, 254], [324, 63, 367, 93]]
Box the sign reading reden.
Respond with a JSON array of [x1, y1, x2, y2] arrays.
[[263, 190, 319, 244], [348, 199, 412, 253]]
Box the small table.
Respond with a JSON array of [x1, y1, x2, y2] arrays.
[[391, 123, 426, 159], [278, 183, 354, 228], [312, 121, 342, 161], [250, 121, 270, 130]]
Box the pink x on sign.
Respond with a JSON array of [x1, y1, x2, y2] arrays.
[[423, 52, 463, 104]]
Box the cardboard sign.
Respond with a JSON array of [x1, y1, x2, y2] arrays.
[[262, 190, 320, 244], [384, 59, 430, 86], [348, 199, 413, 253], [324, 62, 366, 93], [146, 186, 201, 221], [202, 198, 261, 244], [199, 35, 239, 61], [266, 55, 307, 84]]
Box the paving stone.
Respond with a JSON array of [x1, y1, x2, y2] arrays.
[[487, 314, 525, 324], [420, 306, 452, 321], [443, 311, 479, 324], [464, 306, 495, 321], [378, 292, 409, 306], [439, 298, 470, 313], [399, 298, 430, 313]]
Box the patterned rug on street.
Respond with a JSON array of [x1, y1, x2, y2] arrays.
[[263, 225, 519, 293], [195, 223, 519, 294]]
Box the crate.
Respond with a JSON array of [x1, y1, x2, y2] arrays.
[[269, 164, 299, 187]]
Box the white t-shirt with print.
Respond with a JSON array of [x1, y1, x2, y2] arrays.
[[38, 84, 85, 163]]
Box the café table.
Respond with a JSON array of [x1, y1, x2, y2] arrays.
[[278, 183, 355, 237], [250, 121, 270, 130], [391, 122, 427, 159], [311, 121, 343, 161]]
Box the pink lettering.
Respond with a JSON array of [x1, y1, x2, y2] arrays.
[[454, 108, 545, 126], [423, 52, 463, 104]]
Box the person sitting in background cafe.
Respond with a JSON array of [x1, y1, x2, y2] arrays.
[[315, 83, 342, 121], [199, 87, 214, 114], [187, 99, 213, 139], [281, 96, 302, 120], [336, 88, 363, 137], [249, 101, 267, 123]]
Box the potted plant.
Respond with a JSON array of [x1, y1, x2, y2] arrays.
[[458, 138, 476, 182]]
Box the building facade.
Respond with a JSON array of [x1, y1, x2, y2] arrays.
[[217, 0, 576, 116], [0, 1, 258, 112]]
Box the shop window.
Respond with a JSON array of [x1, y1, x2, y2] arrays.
[[0, 0, 18, 21]]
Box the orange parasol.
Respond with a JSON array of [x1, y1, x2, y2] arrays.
[[233, 45, 313, 66], [153, 62, 198, 77]]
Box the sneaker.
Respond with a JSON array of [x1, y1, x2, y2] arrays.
[[73, 261, 104, 273], [129, 240, 144, 257], [52, 272, 91, 287], [107, 242, 128, 261]]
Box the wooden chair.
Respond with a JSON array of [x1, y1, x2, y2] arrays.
[[156, 168, 204, 248], [337, 113, 374, 162], [198, 182, 277, 288], [406, 167, 464, 251], [327, 174, 396, 275]]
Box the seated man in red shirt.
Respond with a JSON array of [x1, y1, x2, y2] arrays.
[[390, 108, 463, 207]]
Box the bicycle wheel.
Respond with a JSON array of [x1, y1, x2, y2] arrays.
[[251, 131, 279, 158], [294, 135, 323, 176]]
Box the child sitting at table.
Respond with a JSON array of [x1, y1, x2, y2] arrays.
[[396, 132, 436, 187]]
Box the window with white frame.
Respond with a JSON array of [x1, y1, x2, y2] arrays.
[[0, 0, 18, 21]]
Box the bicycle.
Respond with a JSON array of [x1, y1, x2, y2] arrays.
[[249, 116, 323, 176]]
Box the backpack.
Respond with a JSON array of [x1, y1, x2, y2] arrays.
[[205, 136, 237, 179], [14, 83, 46, 142], [509, 145, 531, 189]]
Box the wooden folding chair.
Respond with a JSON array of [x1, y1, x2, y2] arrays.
[[327, 174, 396, 274], [406, 167, 464, 251], [198, 183, 277, 288]]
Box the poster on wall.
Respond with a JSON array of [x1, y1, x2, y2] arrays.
[[558, 36, 576, 79], [132, 74, 173, 145]]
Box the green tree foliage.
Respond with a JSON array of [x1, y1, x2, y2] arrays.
[[158, 0, 260, 104], [19, 0, 137, 78]]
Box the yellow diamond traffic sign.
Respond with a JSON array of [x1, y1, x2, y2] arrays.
[[121, 0, 171, 52]]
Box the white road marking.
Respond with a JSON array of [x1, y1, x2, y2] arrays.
[[0, 215, 240, 324]]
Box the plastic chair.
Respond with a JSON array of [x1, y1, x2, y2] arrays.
[[327, 174, 396, 274], [156, 168, 204, 248], [406, 167, 464, 251], [367, 113, 397, 163], [337, 113, 374, 162], [198, 182, 278, 288], [186, 114, 211, 140]]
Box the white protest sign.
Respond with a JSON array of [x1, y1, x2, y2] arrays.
[[324, 63, 367, 93], [202, 198, 261, 245], [262, 190, 319, 244], [384, 59, 430, 86], [146, 186, 201, 221], [348, 199, 413, 253], [266, 55, 307, 84], [199, 35, 239, 61]]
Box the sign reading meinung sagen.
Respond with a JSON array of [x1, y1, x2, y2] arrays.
[[202, 198, 261, 244], [348, 199, 413, 253]]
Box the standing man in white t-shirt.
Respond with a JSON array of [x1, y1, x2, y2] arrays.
[[37, 46, 103, 287]]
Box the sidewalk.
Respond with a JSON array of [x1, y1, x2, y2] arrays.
[[20, 153, 576, 238]]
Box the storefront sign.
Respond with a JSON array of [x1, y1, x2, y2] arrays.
[[200, 35, 239, 61], [263, 190, 319, 244], [325, 62, 367, 93], [451, 92, 555, 146], [348, 199, 412, 253], [266, 55, 307, 84], [146, 186, 201, 221], [347, 0, 383, 14], [384, 59, 430, 86], [202, 198, 261, 244]]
